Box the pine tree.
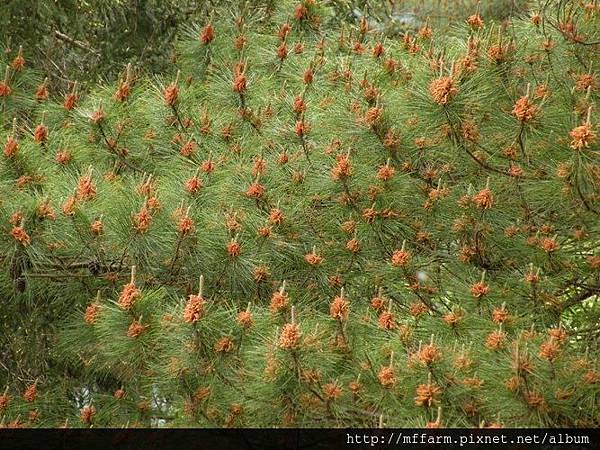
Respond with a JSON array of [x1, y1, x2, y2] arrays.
[[0, 0, 599, 428]]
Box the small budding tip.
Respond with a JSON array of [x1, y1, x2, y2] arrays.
[[198, 274, 204, 296]]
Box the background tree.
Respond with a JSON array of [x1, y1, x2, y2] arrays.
[[1, 0, 527, 88]]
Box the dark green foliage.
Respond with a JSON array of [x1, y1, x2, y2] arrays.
[[0, 0, 599, 429]]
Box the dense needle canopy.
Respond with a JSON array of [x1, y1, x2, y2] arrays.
[[0, 0, 599, 428]]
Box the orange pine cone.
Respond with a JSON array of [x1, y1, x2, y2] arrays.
[[304, 251, 324, 266], [372, 42, 384, 57], [76, 173, 97, 201], [200, 24, 215, 44], [485, 330, 507, 350], [376, 164, 395, 181], [34, 83, 49, 101], [118, 283, 140, 310], [418, 344, 441, 365], [33, 123, 48, 143], [80, 406, 96, 424], [429, 76, 458, 105], [64, 91, 78, 110], [164, 83, 179, 106], [84, 303, 101, 324], [467, 14, 484, 29], [3, 137, 19, 157], [330, 295, 349, 321], [0, 393, 10, 410], [269, 290, 289, 313], [295, 120, 309, 137], [268, 208, 284, 225], [378, 311, 396, 329], [323, 382, 342, 400], [55, 150, 71, 165], [23, 384, 37, 403], [377, 366, 396, 387], [10, 225, 30, 246], [127, 319, 147, 338], [279, 323, 301, 349], [178, 215, 194, 235], [214, 336, 234, 353], [232, 63, 247, 93], [512, 96, 537, 122], [236, 310, 253, 328], [539, 339, 561, 361], [470, 282, 489, 298], [133, 205, 152, 233], [491, 307, 509, 324], [183, 294, 206, 323], [277, 42, 288, 60], [11, 53, 25, 71], [0, 82, 11, 97], [185, 176, 202, 194], [227, 240, 241, 257], [391, 249, 411, 267], [113, 82, 130, 102], [246, 182, 265, 199], [473, 188, 493, 209], [415, 383, 442, 407], [569, 123, 596, 150]]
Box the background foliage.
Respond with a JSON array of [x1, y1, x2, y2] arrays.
[[1, 0, 528, 86]]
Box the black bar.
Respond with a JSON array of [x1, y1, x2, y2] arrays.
[[0, 428, 598, 450]]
